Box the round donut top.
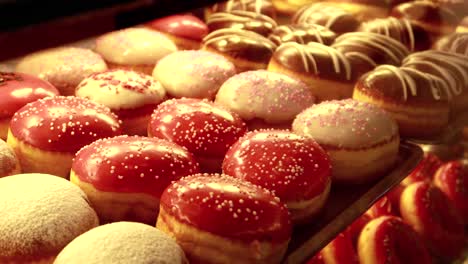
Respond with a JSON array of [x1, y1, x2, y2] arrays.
[[15, 47, 107, 90], [292, 3, 360, 34], [391, 1, 460, 27], [215, 70, 315, 124], [357, 65, 453, 103], [148, 98, 247, 158], [160, 173, 292, 242], [72, 135, 199, 198], [223, 130, 331, 201], [268, 24, 337, 46], [75, 69, 166, 111], [202, 28, 277, 64], [0, 139, 17, 177], [434, 161, 468, 203], [0, 173, 98, 260], [54, 222, 186, 264], [10, 96, 122, 153], [211, 0, 276, 18], [358, 17, 431, 51], [292, 99, 398, 149], [147, 14, 209, 41], [0, 72, 59, 119], [207, 10, 277, 37], [434, 32, 468, 56], [152, 50, 236, 99], [272, 42, 354, 81], [95, 27, 177, 65]]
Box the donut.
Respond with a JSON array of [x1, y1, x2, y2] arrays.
[[0, 173, 99, 263], [456, 16, 468, 32], [345, 213, 372, 245], [152, 50, 236, 99], [15, 47, 107, 95], [428, 0, 468, 18], [75, 69, 166, 136], [292, 99, 400, 184], [385, 184, 405, 216], [222, 130, 332, 223], [7, 96, 122, 178], [206, 0, 277, 19], [353, 65, 451, 138], [433, 32, 468, 56], [54, 222, 187, 264], [206, 10, 278, 37], [95, 27, 177, 75], [365, 196, 397, 219], [433, 160, 468, 224], [148, 98, 247, 172], [292, 3, 360, 35], [357, 17, 432, 51], [401, 152, 442, 186], [146, 14, 209, 50], [156, 173, 292, 264], [390, 1, 460, 39], [358, 216, 432, 264], [0, 71, 59, 140], [268, 24, 337, 46], [400, 181, 465, 259], [215, 70, 315, 130], [201, 29, 277, 72], [321, 232, 359, 264], [0, 138, 20, 177]]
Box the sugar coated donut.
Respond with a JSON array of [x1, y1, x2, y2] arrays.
[[153, 50, 236, 99], [0, 138, 20, 177], [157, 173, 292, 264], [223, 129, 331, 223], [207, 10, 278, 37], [358, 216, 432, 264], [16, 47, 107, 95], [0, 173, 98, 263], [148, 98, 247, 172], [71, 135, 199, 224], [292, 99, 399, 183], [0, 71, 59, 140], [76, 69, 166, 136], [402, 153, 442, 186], [215, 70, 314, 129], [7, 96, 122, 178], [400, 181, 465, 259]]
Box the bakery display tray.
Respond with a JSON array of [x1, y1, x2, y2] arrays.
[[283, 141, 423, 264]]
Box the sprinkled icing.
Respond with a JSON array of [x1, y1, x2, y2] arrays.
[[268, 24, 337, 46], [54, 222, 186, 264], [207, 10, 277, 37], [160, 173, 292, 242], [215, 70, 315, 124], [147, 14, 209, 41], [292, 99, 398, 149], [435, 33, 468, 56], [95, 27, 177, 65], [72, 135, 199, 198], [153, 50, 236, 99], [212, 0, 276, 18], [10, 96, 122, 152], [0, 139, 17, 176]]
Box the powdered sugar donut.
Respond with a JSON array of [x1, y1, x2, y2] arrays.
[[215, 70, 315, 129], [292, 99, 399, 183], [16, 47, 107, 95], [0, 139, 20, 177], [76, 69, 166, 136], [0, 173, 98, 263], [54, 222, 187, 264], [153, 50, 236, 99]]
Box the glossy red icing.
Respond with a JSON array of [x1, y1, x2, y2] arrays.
[[147, 15, 209, 41], [160, 173, 292, 242], [386, 184, 405, 216], [322, 232, 358, 264], [346, 213, 372, 246], [0, 72, 58, 119], [402, 153, 442, 185], [10, 96, 122, 152], [113, 103, 159, 119], [149, 98, 247, 158], [223, 130, 331, 201], [72, 135, 200, 197]]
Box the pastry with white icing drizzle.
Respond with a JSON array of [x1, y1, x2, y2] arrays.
[[206, 0, 277, 19], [433, 32, 468, 57], [268, 24, 337, 46], [207, 10, 278, 37]]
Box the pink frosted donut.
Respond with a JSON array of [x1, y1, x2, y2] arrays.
[[153, 50, 236, 99], [0, 173, 99, 263], [76, 69, 166, 136], [16, 47, 107, 95], [215, 70, 315, 130], [0, 138, 20, 177]]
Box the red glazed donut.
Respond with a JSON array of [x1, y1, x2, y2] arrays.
[[223, 130, 332, 223], [0, 138, 20, 177], [400, 181, 465, 259], [7, 96, 122, 178], [358, 216, 432, 264], [345, 213, 373, 246], [157, 173, 292, 264], [402, 153, 442, 186], [148, 98, 247, 172], [75, 69, 166, 136], [71, 135, 200, 224], [433, 160, 468, 224], [321, 232, 359, 264], [0, 72, 58, 140]]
